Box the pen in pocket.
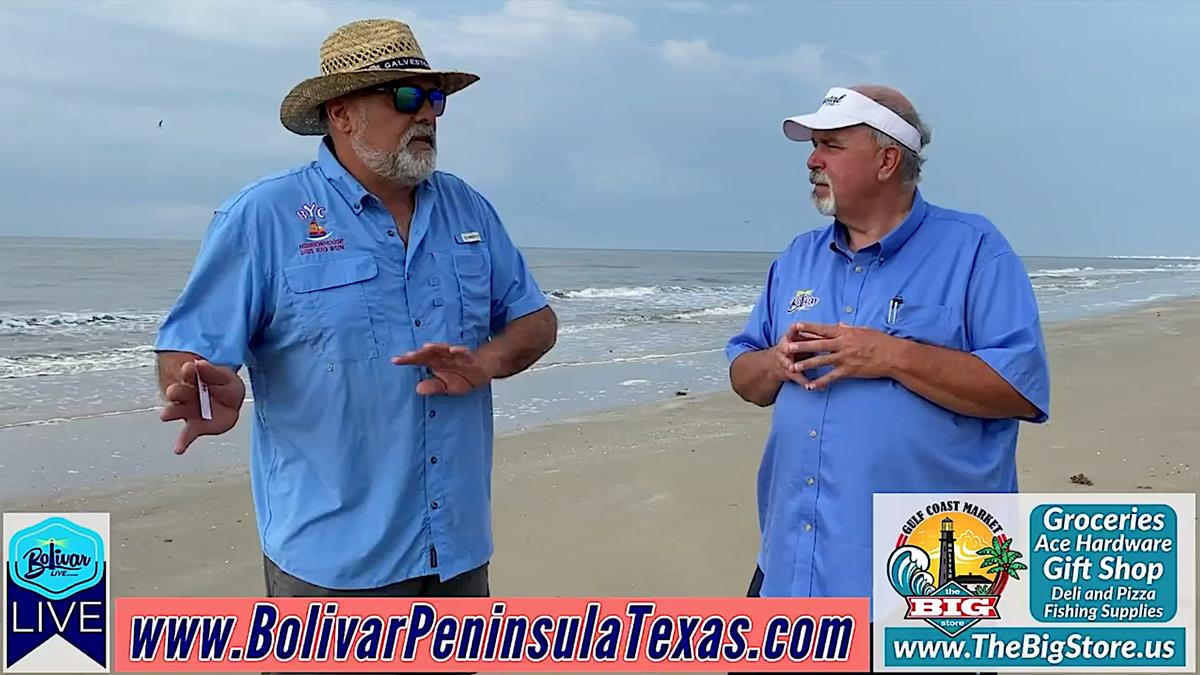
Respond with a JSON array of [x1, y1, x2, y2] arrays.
[[888, 295, 904, 324]]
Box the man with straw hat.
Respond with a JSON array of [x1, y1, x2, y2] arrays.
[[153, 19, 558, 600]]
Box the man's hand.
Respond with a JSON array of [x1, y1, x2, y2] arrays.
[[772, 321, 1040, 420], [729, 323, 822, 406], [159, 359, 246, 455], [391, 343, 499, 396], [786, 322, 902, 391], [775, 323, 825, 386]]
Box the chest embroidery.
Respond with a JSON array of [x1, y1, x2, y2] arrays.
[[787, 289, 820, 313]]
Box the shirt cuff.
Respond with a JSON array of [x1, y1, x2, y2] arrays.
[[973, 347, 1049, 423], [153, 336, 243, 372], [725, 341, 763, 364], [503, 293, 550, 325]]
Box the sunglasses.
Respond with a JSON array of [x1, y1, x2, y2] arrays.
[[370, 84, 446, 116]]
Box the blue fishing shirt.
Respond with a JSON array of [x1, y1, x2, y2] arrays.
[[156, 140, 548, 589], [726, 189, 1050, 605]]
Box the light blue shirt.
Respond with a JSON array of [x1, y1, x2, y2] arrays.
[[726, 189, 1050, 604], [156, 139, 548, 589]]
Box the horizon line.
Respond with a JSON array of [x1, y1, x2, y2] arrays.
[[1, 234, 1193, 260]]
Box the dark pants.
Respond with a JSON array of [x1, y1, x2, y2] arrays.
[[262, 556, 489, 674], [743, 566, 994, 675], [263, 555, 490, 598]]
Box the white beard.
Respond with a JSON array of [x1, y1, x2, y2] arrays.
[[812, 189, 836, 217], [351, 114, 437, 187], [810, 170, 836, 216]]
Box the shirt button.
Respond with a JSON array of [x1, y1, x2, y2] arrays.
[[414, 319, 421, 327], [809, 430, 817, 438], [854, 265, 864, 273], [327, 363, 334, 372], [430, 456, 438, 464], [429, 410, 436, 418], [806, 477, 815, 486], [387, 230, 395, 237], [431, 501, 439, 510], [844, 306, 854, 314], [804, 523, 813, 532]]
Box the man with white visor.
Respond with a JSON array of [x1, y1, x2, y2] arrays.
[[725, 84, 1050, 673]]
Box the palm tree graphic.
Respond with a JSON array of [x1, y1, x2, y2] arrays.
[[974, 536, 1028, 596]]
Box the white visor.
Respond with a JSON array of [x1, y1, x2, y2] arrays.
[[782, 87, 922, 153]]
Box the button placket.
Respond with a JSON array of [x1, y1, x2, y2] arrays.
[[841, 252, 874, 327]]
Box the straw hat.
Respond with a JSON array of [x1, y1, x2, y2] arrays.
[[280, 19, 479, 136]]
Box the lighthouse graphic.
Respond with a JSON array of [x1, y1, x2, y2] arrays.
[[938, 517, 957, 587]]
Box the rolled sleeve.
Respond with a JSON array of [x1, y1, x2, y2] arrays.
[[155, 210, 265, 371], [726, 259, 778, 363], [473, 193, 548, 332], [966, 252, 1051, 422]]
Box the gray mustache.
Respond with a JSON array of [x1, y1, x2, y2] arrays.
[[405, 124, 436, 147]]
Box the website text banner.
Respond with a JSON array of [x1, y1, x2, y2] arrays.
[[872, 492, 1195, 672], [114, 597, 868, 672]]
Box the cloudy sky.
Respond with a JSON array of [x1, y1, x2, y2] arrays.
[[2, 0, 1196, 257]]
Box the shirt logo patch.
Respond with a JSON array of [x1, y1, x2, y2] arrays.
[[297, 202, 330, 241], [787, 289, 820, 313], [456, 231, 482, 244], [296, 201, 345, 256]]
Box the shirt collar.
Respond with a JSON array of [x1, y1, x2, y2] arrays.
[[315, 137, 436, 214], [828, 188, 929, 261], [317, 137, 370, 213]]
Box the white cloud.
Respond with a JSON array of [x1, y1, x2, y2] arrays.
[[423, 0, 636, 61], [661, 38, 718, 68], [92, 0, 350, 50], [84, 0, 635, 68], [660, 37, 879, 83], [661, 0, 756, 16]]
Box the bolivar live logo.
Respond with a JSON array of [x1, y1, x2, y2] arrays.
[[887, 500, 1024, 638], [3, 513, 110, 673]]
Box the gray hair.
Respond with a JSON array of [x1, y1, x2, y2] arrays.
[[852, 85, 932, 186]]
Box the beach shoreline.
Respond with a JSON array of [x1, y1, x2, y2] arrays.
[[3, 296, 1197, 578]]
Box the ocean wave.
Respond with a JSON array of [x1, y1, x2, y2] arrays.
[[0, 311, 164, 336], [1028, 266, 1095, 278], [669, 305, 755, 320], [1031, 263, 1200, 279], [557, 304, 753, 335], [1032, 278, 1105, 292], [549, 286, 660, 299], [0, 345, 156, 379], [1106, 255, 1200, 260], [557, 317, 651, 335]]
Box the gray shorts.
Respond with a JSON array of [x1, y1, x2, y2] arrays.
[[262, 556, 489, 598]]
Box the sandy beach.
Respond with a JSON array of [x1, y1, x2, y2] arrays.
[[3, 299, 1198, 672]]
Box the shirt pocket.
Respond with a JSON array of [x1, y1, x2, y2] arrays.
[[885, 302, 963, 349], [451, 251, 492, 348], [281, 255, 381, 360]]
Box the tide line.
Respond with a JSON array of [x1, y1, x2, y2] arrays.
[[1, 398, 256, 430], [529, 348, 723, 372]]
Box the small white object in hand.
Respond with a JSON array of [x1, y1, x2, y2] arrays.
[[198, 368, 213, 420]]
